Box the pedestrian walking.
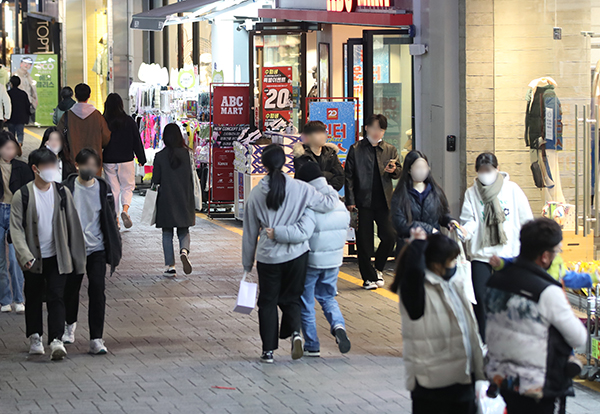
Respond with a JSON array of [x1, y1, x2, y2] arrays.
[[40, 127, 76, 181], [152, 123, 195, 278], [0, 131, 33, 313], [62, 148, 122, 355], [344, 114, 401, 290], [485, 218, 588, 414], [391, 228, 485, 414], [14, 57, 37, 122], [459, 152, 532, 341], [242, 144, 338, 364], [391, 150, 456, 247], [102, 93, 147, 229], [293, 120, 344, 191], [10, 148, 86, 360], [53, 87, 76, 126], [268, 162, 351, 357], [0, 81, 10, 130], [57, 83, 111, 162], [6, 76, 30, 144]]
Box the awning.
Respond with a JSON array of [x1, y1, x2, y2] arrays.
[[258, 8, 413, 27]]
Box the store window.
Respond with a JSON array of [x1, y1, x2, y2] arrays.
[[86, 0, 109, 111]]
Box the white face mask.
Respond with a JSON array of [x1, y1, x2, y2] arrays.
[[38, 167, 59, 183], [478, 170, 498, 186], [411, 168, 429, 183], [46, 144, 61, 155]]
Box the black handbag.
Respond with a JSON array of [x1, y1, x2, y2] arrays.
[[531, 161, 545, 188]]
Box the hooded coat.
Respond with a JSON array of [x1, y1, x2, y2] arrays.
[[57, 103, 111, 161], [292, 143, 344, 191], [52, 97, 76, 125]]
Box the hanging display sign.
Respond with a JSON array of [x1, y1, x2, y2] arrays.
[[26, 17, 55, 54], [11, 54, 58, 127], [308, 101, 356, 166], [262, 66, 293, 132]]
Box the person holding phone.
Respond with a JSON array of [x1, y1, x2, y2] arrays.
[[344, 114, 402, 290]]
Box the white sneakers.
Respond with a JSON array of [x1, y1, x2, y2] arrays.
[[89, 339, 108, 355], [14, 303, 25, 313], [49, 339, 67, 361], [1, 304, 12, 312], [62, 322, 76, 344], [163, 266, 177, 277], [29, 334, 45, 355], [376, 270, 385, 288]]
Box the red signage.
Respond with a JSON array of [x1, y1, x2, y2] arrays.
[[212, 86, 249, 125], [327, 0, 390, 12], [262, 66, 293, 131], [212, 148, 235, 201]]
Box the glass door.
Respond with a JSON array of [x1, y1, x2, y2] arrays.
[[346, 38, 364, 136], [363, 30, 413, 155]]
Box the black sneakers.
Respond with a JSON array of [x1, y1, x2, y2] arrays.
[[334, 328, 351, 354], [260, 351, 274, 364], [303, 349, 321, 357]]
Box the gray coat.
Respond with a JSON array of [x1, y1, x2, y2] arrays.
[[151, 147, 196, 229]]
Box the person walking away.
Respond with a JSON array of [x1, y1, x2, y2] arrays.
[[460, 152, 532, 341], [486, 218, 588, 414], [62, 148, 121, 355], [14, 56, 37, 122], [0, 81, 10, 130], [242, 144, 338, 364], [391, 228, 485, 414], [345, 114, 401, 290], [6, 76, 30, 144], [152, 123, 195, 278], [293, 121, 344, 191], [40, 127, 76, 181], [268, 163, 351, 357], [10, 148, 86, 360], [53, 87, 76, 126], [102, 93, 147, 229], [391, 150, 457, 248], [57, 83, 111, 161], [0, 131, 33, 313]]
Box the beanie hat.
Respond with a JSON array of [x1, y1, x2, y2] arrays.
[[296, 162, 323, 183]]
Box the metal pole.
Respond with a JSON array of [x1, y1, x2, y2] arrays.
[[596, 105, 600, 234], [584, 106, 589, 236], [576, 105, 579, 235]]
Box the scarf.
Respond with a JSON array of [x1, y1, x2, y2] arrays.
[[475, 174, 508, 248]]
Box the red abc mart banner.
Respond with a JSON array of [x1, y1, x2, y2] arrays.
[[213, 86, 249, 125], [262, 66, 293, 131]]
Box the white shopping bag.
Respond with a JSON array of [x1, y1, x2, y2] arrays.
[[450, 232, 477, 304], [140, 186, 158, 226], [476, 381, 506, 414], [233, 272, 258, 315]]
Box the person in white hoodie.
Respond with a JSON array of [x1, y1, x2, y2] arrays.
[[0, 82, 11, 130], [460, 152, 533, 341], [267, 163, 351, 357]]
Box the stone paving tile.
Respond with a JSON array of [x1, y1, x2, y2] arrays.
[[0, 131, 598, 413]]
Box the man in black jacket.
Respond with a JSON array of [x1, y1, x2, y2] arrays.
[[293, 121, 344, 191], [345, 114, 401, 290], [6, 76, 31, 144], [62, 148, 122, 355]]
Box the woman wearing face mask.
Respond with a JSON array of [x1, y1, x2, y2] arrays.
[[0, 131, 33, 313], [391, 151, 456, 248], [460, 152, 533, 341], [40, 127, 76, 181], [390, 228, 485, 414]]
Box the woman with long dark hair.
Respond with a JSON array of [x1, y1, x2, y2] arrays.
[[152, 123, 194, 278], [103, 93, 146, 229], [390, 228, 484, 414], [39, 127, 76, 181], [391, 150, 454, 245], [242, 144, 339, 364]]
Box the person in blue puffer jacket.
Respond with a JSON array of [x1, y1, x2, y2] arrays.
[[267, 162, 351, 357]]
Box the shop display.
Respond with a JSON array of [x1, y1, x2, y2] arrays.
[[308, 100, 356, 166], [262, 66, 294, 132]]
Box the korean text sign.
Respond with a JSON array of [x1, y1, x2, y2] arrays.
[[262, 67, 293, 132], [308, 101, 356, 165]]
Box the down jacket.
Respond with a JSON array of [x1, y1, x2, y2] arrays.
[[273, 177, 350, 269], [293, 142, 344, 191]]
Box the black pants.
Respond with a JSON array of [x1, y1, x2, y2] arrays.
[[471, 260, 492, 342], [356, 206, 396, 282], [412, 398, 476, 414], [24, 256, 66, 344], [64, 251, 107, 340], [502, 390, 566, 414], [257, 252, 308, 352]]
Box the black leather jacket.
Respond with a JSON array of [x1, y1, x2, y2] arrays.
[[344, 138, 401, 209]]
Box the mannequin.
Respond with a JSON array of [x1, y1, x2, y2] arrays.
[[92, 34, 109, 102]]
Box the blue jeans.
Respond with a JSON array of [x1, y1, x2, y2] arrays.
[[0, 204, 24, 305], [301, 266, 346, 351], [7, 124, 25, 144]]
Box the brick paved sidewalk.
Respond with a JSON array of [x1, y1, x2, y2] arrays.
[[0, 131, 598, 413]]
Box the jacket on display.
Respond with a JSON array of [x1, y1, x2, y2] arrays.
[[272, 177, 350, 269], [460, 172, 533, 262], [0, 159, 34, 202], [242, 174, 339, 272], [64, 175, 122, 274], [0, 84, 11, 121], [486, 258, 588, 399], [52, 97, 76, 126], [7, 87, 30, 125], [151, 147, 195, 229], [344, 138, 402, 209], [391, 183, 452, 239], [398, 240, 485, 392], [103, 115, 147, 165], [9, 182, 86, 275], [57, 103, 111, 162], [293, 143, 344, 191], [525, 79, 562, 150]]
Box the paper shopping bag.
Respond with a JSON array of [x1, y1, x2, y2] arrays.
[[450, 232, 477, 304], [140, 186, 158, 226], [234, 272, 258, 315]]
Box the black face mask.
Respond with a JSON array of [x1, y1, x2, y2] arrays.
[[79, 169, 95, 181], [443, 266, 458, 280]]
